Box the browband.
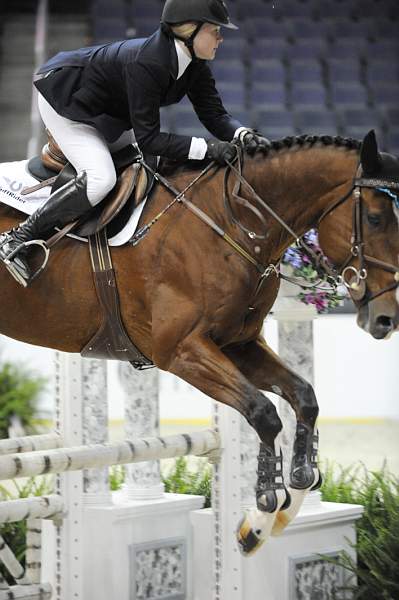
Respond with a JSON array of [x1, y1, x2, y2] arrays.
[[354, 177, 399, 190]]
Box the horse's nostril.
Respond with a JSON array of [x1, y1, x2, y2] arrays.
[[376, 315, 393, 329]]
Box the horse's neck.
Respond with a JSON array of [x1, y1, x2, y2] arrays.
[[246, 146, 359, 255]]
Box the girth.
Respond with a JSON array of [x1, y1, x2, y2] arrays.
[[81, 228, 153, 369]]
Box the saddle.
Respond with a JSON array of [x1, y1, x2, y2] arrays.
[[25, 130, 154, 237], [24, 131, 155, 370]]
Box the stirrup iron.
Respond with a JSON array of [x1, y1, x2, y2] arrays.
[[4, 240, 50, 287]]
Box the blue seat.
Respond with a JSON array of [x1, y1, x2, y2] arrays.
[[243, 18, 291, 40], [133, 18, 157, 37], [330, 83, 369, 109], [367, 60, 399, 86], [250, 83, 287, 109], [290, 84, 328, 109], [339, 107, 380, 127], [249, 38, 288, 62], [285, 39, 327, 61], [352, 0, 393, 20], [93, 17, 127, 42], [211, 60, 246, 82], [386, 109, 399, 127], [217, 82, 247, 110], [326, 59, 362, 84], [289, 59, 323, 85], [328, 39, 367, 61], [216, 38, 247, 61], [369, 40, 399, 61], [93, 0, 126, 18], [172, 108, 209, 137], [329, 19, 371, 42], [294, 109, 339, 136], [317, 0, 353, 19], [237, 1, 283, 21], [385, 129, 399, 156], [367, 17, 399, 40], [130, 0, 161, 20], [252, 59, 285, 84], [255, 109, 296, 139], [278, 0, 316, 20], [290, 19, 330, 42], [370, 85, 399, 109]]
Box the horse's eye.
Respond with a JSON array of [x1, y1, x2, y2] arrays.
[[367, 213, 382, 227]]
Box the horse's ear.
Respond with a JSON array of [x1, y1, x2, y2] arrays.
[[360, 130, 382, 175]]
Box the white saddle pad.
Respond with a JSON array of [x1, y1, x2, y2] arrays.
[[0, 160, 146, 247]]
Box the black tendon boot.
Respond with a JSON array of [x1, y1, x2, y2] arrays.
[[0, 172, 91, 286], [290, 423, 321, 490], [256, 443, 291, 512]]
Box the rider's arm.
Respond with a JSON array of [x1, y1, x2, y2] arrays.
[[125, 60, 204, 160], [187, 61, 244, 143]]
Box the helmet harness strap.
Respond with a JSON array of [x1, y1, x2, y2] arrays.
[[173, 22, 203, 59]]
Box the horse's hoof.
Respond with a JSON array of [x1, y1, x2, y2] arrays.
[[236, 513, 266, 557]]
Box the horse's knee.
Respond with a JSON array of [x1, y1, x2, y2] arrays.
[[248, 395, 282, 442], [296, 380, 319, 426]]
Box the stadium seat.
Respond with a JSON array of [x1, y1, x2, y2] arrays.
[[370, 85, 399, 110], [328, 39, 367, 61], [216, 38, 247, 62], [330, 83, 369, 109], [326, 58, 362, 84], [252, 59, 286, 84], [368, 40, 399, 61], [255, 108, 296, 139], [285, 39, 327, 61], [217, 81, 247, 110], [367, 60, 399, 86], [249, 38, 287, 62], [250, 83, 287, 110], [211, 60, 246, 83], [243, 18, 291, 40], [294, 109, 339, 136], [289, 59, 324, 85], [290, 84, 328, 109], [338, 108, 383, 140], [385, 129, 399, 156]]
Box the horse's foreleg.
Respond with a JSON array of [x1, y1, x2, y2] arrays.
[[224, 336, 322, 536], [155, 333, 289, 555]]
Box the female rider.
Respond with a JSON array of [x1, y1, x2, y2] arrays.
[[0, 0, 270, 286]]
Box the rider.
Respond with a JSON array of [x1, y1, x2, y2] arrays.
[[0, 0, 270, 286]]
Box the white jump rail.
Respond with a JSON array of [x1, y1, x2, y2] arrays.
[[0, 496, 64, 524], [0, 430, 221, 481], [0, 583, 52, 600], [0, 433, 63, 456]]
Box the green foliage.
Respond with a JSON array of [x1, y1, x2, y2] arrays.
[[109, 465, 126, 491], [0, 361, 46, 439], [320, 462, 399, 600], [162, 457, 212, 507], [0, 477, 53, 585]]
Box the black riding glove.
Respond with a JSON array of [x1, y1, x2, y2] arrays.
[[206, 139, 237, 165], [237, 129, 271, 155]]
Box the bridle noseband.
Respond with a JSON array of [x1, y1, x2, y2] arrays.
[[318, 166, 399, 306]]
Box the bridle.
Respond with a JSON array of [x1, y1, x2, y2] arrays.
[[133, 150, 399, 308], [316, 166, 399, 306]]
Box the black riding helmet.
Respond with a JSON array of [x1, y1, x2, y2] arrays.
[[162, 0, 238, 30], [161, 0, 238, 58]]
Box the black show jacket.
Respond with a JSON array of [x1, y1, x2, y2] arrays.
[[34, 27, 243, 158]]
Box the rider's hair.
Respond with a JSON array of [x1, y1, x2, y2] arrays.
[[170, 22, 198, 39]]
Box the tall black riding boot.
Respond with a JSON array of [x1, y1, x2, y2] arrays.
[[0, 172, 92, 286]]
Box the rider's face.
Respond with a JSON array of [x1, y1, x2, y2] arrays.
[[193, 23, 223, 60]]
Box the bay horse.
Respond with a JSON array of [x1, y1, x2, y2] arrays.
[[0, 130, 398, 555]]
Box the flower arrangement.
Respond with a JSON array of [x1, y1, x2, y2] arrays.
[[282, 229, 346, 314]]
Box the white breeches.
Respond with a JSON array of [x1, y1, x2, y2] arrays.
[[37, 93, 135, 206]]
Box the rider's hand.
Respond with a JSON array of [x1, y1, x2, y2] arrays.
[[206, 139, 237, 165], [236, 129, 271, 155]]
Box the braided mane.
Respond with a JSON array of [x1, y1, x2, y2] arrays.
[[159, 134, 361, 177]]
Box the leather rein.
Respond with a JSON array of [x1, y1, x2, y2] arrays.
[[135, 150, 399, 308]]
